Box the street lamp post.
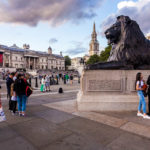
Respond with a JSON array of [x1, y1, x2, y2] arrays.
[[35, 76, 38, 88]]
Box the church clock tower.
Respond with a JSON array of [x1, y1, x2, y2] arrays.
[[89, 22, 99, 56]]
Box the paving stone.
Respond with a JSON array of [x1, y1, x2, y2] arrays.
[[61, 117, 124, 146], [73, 111, 127, 128], [11, 118, 72, 148], [43, 100, 77, 113], [27, 105, 50, 114], [4, 110, 35, 125], [0, 125, 18, 142], [34, 108, 76, 124], [0, 136, 37, 150], [43, 133, 106, 150], [101, 111, 150, 127], [106, 133, 150, 150], [120, 122, 150, 138]]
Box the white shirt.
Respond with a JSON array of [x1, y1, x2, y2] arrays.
[[41, 78, 46, 84], [136, 80, 144, 88]]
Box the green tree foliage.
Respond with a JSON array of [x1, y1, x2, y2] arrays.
[[86, 45, 112, 65], [64, 56, 71, 67], [86, 54, 100, 65], [99, 45, 112, 62]]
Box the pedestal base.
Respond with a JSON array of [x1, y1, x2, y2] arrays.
[[77, 70, 150, 111]]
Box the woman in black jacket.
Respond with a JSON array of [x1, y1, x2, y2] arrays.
[[14, 74, 27, 116], [147, 75, 150, 115]]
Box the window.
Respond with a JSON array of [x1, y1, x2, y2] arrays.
[[21, 57, 23, 61], [16, 57, 17, 60], [15, 64, 18, 68], [20, 64, 23, 68]]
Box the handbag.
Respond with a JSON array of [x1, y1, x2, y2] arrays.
[[26, 86, 33, 97]]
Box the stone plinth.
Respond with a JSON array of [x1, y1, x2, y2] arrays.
[[77, 70, 150, 111]]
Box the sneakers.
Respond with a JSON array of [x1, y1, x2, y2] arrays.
[[137, 113, 143, 117], [143, 115, 150, 119]]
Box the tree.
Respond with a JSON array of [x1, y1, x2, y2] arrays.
[[64, 56, 71, 68], [86, 54, 100, 65], [99, 45, 112, 62]]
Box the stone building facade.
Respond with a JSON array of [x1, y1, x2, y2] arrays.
[[0, 44, 65, 71]]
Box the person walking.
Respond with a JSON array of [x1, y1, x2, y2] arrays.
[[136, 72, 150, 119], [70, 74, 73, 84], [40, 75, 46, 92], [6, 72, 14, 111], [65, 73, 69, 83], [147, 75, 150, 115], [14, 74, 28, 116], [45, 75, 50, 92]]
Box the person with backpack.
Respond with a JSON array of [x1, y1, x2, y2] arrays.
[[136, 72, 150, 119], [14, 74, 28, 116]]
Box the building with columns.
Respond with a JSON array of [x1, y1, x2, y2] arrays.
[[0, 44, 65, 71], [89, 22, 100, 56]]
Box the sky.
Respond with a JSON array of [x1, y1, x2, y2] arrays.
[[0, 0, 150, 58]]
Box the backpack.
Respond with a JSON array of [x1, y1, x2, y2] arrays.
[[58, 87, 63, 93], [26, 86, 33, 97]]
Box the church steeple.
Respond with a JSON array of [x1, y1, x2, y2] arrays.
[[91, 22, 97, 41], [89, 22, 99, 56]]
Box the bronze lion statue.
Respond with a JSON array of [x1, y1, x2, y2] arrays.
[[87, 15, 150, 70]]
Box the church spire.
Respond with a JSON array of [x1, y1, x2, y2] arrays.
[[93, 22, 96, 33], [91, 22, 97, 40], [89, 22, 99, 56]]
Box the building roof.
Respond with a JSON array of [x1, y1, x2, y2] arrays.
[[0, 44, 64, 59]]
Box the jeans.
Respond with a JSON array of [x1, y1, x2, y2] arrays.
[[137, 90, 146, 114], [17, 95, 27, 112]]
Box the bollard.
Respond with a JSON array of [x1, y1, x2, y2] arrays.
[[78, 77, 80, 84], [35, 77, 38, 88]]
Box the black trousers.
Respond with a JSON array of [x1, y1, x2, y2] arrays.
[[8, 94, 12, 110], [10, 101, 17, 113], [148, 93, 150, 114]]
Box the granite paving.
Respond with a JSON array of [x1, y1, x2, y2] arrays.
[[0, 84, 150, 150]]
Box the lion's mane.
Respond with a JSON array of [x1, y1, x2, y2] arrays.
[[108, 16, 150, 67]]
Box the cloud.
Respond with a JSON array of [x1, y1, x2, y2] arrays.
[[65, 41, 87, 56], [101, 0, 150, 35], [49, 38, 58, 44], [0, 0, 104, 26]]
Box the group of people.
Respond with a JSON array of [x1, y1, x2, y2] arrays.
[[40, 73, 74, 92], [6, 72, 32, 116], [136, 72, 150, 119]]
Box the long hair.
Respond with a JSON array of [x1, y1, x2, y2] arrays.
[[136, 72, 141, 82], [135, 72, 141, 90]]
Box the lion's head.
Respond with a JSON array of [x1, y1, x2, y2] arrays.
[[104, 15, 150, 67], [105, 18, 122, 45]]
